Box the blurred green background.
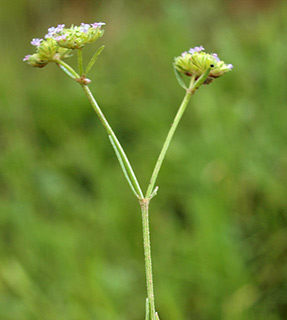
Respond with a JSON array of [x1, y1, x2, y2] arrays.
[[0, 0, 286, 319]]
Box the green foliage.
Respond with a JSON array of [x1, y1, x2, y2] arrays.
[[0, 0, 286, 319]]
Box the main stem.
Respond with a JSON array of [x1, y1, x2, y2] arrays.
[[140, 198, 156, 320], [145, 76, 195, 198]]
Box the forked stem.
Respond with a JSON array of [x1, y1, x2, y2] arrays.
[[57, 60, 210, 320]]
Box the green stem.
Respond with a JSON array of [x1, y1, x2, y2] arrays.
[[56, 60, 80, 79], [81, 85, 144, 199], [140, 199, 156, 320], [78, 48, 84, 75], [145, 298, 150, 320], [57, 59, 143, 198], [56, 60, 210, 320], [145, 76, 195, 198]]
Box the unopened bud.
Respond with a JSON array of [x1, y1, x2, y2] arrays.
[[174, 46, 233, 84]]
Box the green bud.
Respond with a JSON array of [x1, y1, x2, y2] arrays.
[[174, 46, 233, 84], [23, 22, 105, 68], [23, 53, 48, 68], [54, 23, 105, 50], [24, 38, 72, 68], [37, 38, 58, 60]]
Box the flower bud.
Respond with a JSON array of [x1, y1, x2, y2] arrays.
[[174, 46, 233, 84], [23, 53, 48, 68], [48, 22, 105, 50], [24, 37, 72, 68], [37, 38, 58, 60], [23, 22, 105, 68]]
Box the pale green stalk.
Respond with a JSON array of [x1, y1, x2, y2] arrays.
[[140, 198, 156, 320], [145, 76, 195, 198], [145, 298, 150, 320], [56, 59, 79, 79], [78, 48, 84, 75], [145, 69, 210, 198]]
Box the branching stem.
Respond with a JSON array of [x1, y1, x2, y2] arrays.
[[57, 60, 210, 320]]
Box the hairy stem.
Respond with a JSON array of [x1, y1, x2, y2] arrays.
[[140, 198, 156, 320]]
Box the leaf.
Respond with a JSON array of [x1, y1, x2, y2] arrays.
[[85, 45, 105, 75], [193, 67, 211, 90], [108, 135, 140, 199], [149, 186, 159, 200], [173, 63, 187, 90]]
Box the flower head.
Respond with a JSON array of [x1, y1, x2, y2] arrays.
[[23, 22, 105, 68], [47, 22, 105, 49], [24, 37, 72, 68], [23, 53, 49, 68], [174, 46, 233, 84]]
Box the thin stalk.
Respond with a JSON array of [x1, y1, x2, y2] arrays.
[[140, 198, 156, 320], [78, 48, 84, 75], [56, 60, 80, 79], [145, 298, 150, 320], [81, 85, 144, 199], [57, 60, 143, 198], [145, 76, 195, 198]]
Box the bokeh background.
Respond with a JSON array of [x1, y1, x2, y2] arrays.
[[0, 0, 286, 319]]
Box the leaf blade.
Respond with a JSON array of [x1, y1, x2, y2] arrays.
[[108, 135, 140, 198], [85, 45, 105, 75], [173, 63, 187, 90]]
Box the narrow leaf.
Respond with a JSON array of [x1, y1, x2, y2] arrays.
[[173, 63, 187, 89], [57, 63, 76, 79], [145, 298, 150, 320], [193, 68, 211, 90], [108, 135, 140, 198], [85, 45, 105, 75], [149, 186, 159, 200]]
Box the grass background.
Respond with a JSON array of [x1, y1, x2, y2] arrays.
[[0, 0, 286, 319]]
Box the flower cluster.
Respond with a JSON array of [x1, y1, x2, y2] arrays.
[[174, 46, 233, 83], [23, 37, 72, 68], [47, 22, 105, 49], [23, 22, 105, 68]]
